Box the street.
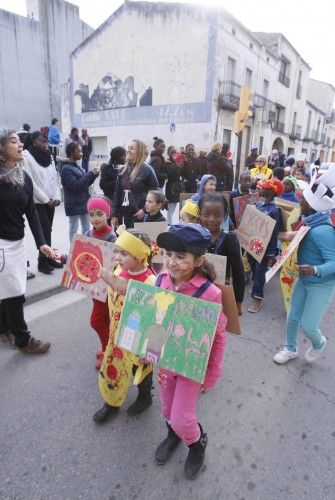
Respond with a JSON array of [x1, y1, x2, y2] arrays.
[[1, 277, 334, 500]]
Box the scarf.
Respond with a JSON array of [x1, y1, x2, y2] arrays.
[[302, 211, 331, 228], [92, 225, 113, 239], [0, 164, 24, 187], [28, 145, 52, 168]]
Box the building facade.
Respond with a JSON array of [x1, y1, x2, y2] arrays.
[[0, 0, 92, 129], [69, 1, 335, 166]]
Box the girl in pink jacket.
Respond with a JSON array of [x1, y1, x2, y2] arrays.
[[154, 223, 227, 479]]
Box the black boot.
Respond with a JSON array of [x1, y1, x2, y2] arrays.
[[47, 257, 63, 269], [155, 421, 181, 465], [184, 424, 208, 479], [38, 255, 54, 274], [93, 403, 119, 423], [127, 370, 153, 416]]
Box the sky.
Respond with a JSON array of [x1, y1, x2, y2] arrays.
[[1, 0, 334, 86]]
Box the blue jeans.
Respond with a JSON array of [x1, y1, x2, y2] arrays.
[[285, 278, 335, 352], [247, 254, 268, 299], [68, 214, 90, 242]]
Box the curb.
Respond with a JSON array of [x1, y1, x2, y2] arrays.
[[25, 284, 67, 306]]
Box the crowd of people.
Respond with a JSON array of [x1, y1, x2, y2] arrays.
[[1, 126, 335, 480]]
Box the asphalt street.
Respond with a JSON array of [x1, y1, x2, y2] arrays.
[[0, 279, 334, 500]]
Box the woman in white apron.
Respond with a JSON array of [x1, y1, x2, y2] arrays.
[[0, 128, 57, 354]]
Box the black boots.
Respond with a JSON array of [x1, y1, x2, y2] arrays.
[[155, 421, 181, 465], [38, 254, 54, 274], [184, 425, 208, 480], [127, 370, 153, 415], [93, 403, 119, 423]]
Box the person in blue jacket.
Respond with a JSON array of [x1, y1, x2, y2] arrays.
[[60, 142, 100, 242], [191, 174, 216, 204], [274, 166, 335, 364], [48, 118, 60, 166], [247, 178, 283, 313]]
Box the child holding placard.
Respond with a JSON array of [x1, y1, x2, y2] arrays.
[[93, 229, 155, 423], [154, 224, 227, 479], [199, 192, 245, 316], [85, 197, 116, 369]]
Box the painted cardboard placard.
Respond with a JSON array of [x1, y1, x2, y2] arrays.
[[216, 284, 241, 336], [236, 205, 276, 263], [134, 221, 168, 266], [61, 234, 116, 302], [115, 280, 221, 383], [265, 226, 310, 283], [206, 254, 227, 285], [233, 192, 260, 227]]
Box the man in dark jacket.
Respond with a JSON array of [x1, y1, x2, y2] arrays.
[[245, 147, 258, 170], [100, 146, 126, 200], [149, 137, 167, 188], [60, 142, 100, 241], [180, 143, 199, 193]]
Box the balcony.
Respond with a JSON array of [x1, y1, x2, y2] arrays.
[[303, 130, 316, 142], [289, 125, 302, 140], [272, 121, 285, 133], [312, 130, 321, 144], [217, 80, 241, 110], [253, 93, 276, 112], [278, 72, 290, 88]]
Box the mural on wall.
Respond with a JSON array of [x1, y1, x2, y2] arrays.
[[71, 6, 217, 126], [75, 73, 152, 113]]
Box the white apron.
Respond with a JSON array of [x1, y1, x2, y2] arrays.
[[0, 238, 27, 299]]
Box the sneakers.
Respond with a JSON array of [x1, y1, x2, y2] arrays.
[[18, 337, 50, 354], [273, 348, 298, 364], [305, 337, 327, 362], [38, 261, 54, 274], [248, 298, 262, 313]]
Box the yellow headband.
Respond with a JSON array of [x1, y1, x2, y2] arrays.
[[181, 200, 199, 218], [115, 231, 151, 265]]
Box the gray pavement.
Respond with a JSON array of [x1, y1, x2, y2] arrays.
[[1, 277, 334, 499]]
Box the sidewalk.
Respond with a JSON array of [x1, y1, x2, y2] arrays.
[[25, 203, 71, 304]]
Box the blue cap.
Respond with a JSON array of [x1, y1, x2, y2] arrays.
[[157, 224, 212, 255], [251, 146, 258, 151]]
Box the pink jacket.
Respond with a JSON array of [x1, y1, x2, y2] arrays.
[[157, 272, 228, 388]]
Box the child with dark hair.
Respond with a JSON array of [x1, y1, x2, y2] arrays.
[[278, 178, 299, 203], [272, 166, 285, 181], [229, 171, 253, 229], [85, 197, 116, 369], [93, 229, 155, 422], [144, 190, 167, 222], [154, 224, 227, 479], [199, 192, 245, 315], [247, 179, 283, 313]]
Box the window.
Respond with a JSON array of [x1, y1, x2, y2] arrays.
[[287, 148, 295, 156], [292, 112, 297, 127], [249, 42, 253, 49], [227, 57, 236, 82], [263, 79, 269, 98], [296, 71, 302, 99], [223, 129, 232, 145], [232, 28, 236, 36], [266, 57, 270, 63], [279, 57, 290, 87], [259, 136, 264, 154], [245, 68, 253, 87], [306, 111, 312, 138]]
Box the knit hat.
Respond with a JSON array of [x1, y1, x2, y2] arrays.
[[303, 165, 335, 211], [256, 155, 267, 164], [257, 178, 284, 196], [181, 200, 199, 218], [87, 197, 111, 217]]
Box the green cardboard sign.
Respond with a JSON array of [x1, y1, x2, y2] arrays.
[[115, 280, 221, 383]]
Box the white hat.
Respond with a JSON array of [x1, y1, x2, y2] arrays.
[[295, 153, 306, 162], [303, 164, 335, 211]]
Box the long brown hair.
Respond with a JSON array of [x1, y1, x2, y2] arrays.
[[126, 139, 148, 182], [195, 255, 216, 282]]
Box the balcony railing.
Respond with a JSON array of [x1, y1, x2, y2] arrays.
[[289, 125, 302, 140], [217, 80, 241, 110], [278, 72, 290, 87], [272, 121, 285, 133], [304, 129, 316, 141], [312, 129, 321, 144], [253, 93, 276, 112]]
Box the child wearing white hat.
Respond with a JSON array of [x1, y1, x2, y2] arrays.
[[274, 166, 335, 364]]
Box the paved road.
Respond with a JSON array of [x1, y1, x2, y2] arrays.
[[0, 279, 334, 499]]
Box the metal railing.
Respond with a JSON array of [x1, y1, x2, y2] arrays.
[[278, 72, 290, 87], [217, 80, 241, 110], [252, 93, 276, 112], [272, 121, 285, 133], [290, 125, 302, 140]]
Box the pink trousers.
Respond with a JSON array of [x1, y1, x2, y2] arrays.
[[158, 368, 202, 445]]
